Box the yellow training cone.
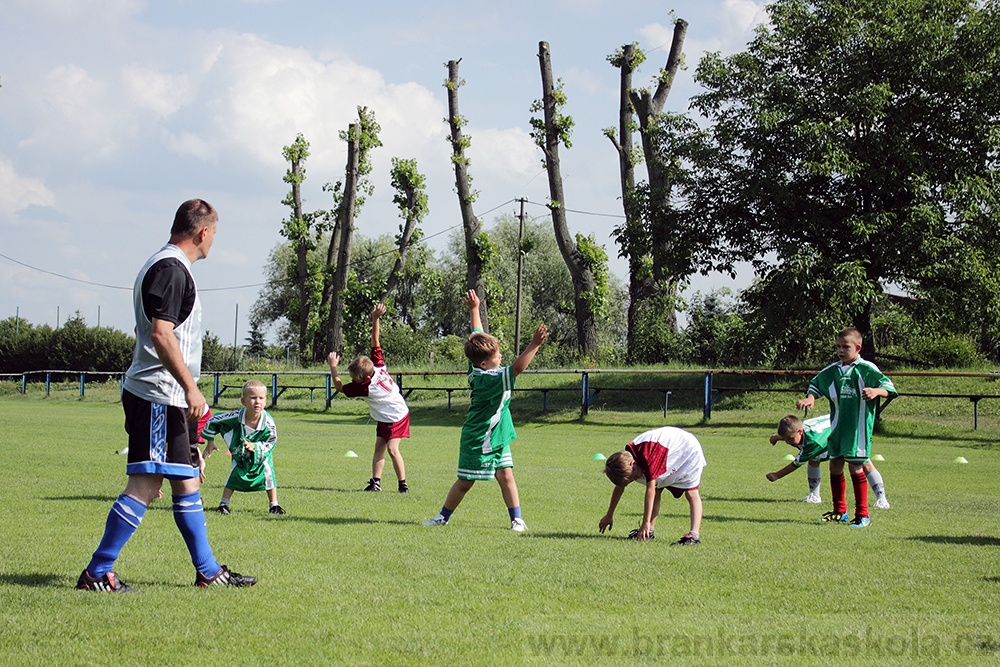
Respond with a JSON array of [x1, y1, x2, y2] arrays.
[[872, 454, 885, 461], [954, 456, 968, 464], [345, 450, 359, 458]]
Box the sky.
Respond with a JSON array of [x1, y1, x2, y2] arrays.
[[0, 0, 769, 346]]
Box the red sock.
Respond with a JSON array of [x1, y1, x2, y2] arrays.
[[852, 471, 869, 518], [831, 473, 847, 515]]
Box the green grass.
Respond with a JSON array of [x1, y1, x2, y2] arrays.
[[2, 389, 1000, 665]]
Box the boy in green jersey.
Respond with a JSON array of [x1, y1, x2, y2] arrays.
[[796, 328, 897, 528], [423, 289, 548, 531], [201, 380, 284, 515]]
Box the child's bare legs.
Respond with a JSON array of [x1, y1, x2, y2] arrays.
[[495, 468, 520, 509], [267, 488, 278, 505], [684, 489, 702, 536], [221, 487, 234, 503], [385, 438, 406, 482], [371, 438, 388, 480], [443, 478, 475, 511]]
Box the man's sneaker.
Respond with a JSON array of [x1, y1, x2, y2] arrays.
[[671, 533, 700, 546], [215, 504, 230, 515], [874, 496, 890, 510], [802, 492, 823, 504], [195, 565, 256, 588], [626, 528, 654, 541], [398, 482, 409, 494], [849, 516, 871, 528], [364, 478, 381, 492], [818, 511, 849, 524], [269, 505, 286, 515], [511, 518, 528, 532], [422, 514, 448, 527], [76, 569, 136, 593]]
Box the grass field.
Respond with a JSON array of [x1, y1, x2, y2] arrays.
[[2, 385, 1000, 666]]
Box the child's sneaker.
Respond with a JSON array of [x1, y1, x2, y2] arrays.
[[802, 492, 823, 504], [76, 569, 136, 593], [195, 565, 256, 588], [849, 516, 871, 528], [364, 478, 381, 492], [873, 496, 890, 509], [268, 505, 286, 515], [215, 504, 230, 515], [511, 518, 528, 532], [671, 533, 700, 546], [626, 528, 654, 541], [422, 514, 448, 527], [818, 511, 849, 524], [398, 481, 409, 494]]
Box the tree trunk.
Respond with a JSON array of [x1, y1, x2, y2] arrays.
[[288, 157, 311, 362], [446, 59, 489, 331], [382, 192, 419, 301], [538, 41, 598, 356], [326, 124, 361, 354]]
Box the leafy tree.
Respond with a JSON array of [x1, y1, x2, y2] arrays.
[[383, 157, 429, 301], [691, 0, 1000, 360]]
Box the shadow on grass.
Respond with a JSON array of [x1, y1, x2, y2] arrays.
[[0, 572, 65, 588], [43, 495, 117, 503], [704, 496, 789, 504], [523, 532, 611, 541], [906, 535, 1000, 546], [706, 514, 799, 525], [280, 515, 380, 526]]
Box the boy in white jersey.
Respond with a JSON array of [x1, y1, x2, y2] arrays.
[[202, 380, 283, 514], [598, 426, 706, 545], [796, 328, 897, 528], [328, 303, 411, 493], [765, 414, 890, 509]]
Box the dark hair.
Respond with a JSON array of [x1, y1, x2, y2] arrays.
[[777, 414, 804, 437], [465, 331, 500, 366], [603, 450, 633, 487], [171, 199, 218, 238]]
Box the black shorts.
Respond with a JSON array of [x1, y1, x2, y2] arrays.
[[122, 389, 199, 479]]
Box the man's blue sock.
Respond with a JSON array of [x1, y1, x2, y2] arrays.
[[87, 494, 147, 577], [172, 491, 221, 577], [440, 506, 454, 521], [508, 506, 522, 521]]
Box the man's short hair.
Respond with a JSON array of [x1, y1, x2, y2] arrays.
[[603, 450, 634, 487], [777, 414, 803, 437], [838, 327, 863, 345], [171, 199, 218, 238], [465, 331, 500, 366], [242, 379, 266, 398]]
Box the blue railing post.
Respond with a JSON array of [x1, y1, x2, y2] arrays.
[[46, 372, 51, 396], [79, 373, 86, 398], [120, 374, 125, 396], [213, 374, 220, 406], [271, 374, 278, 407], [703, 372, 713, 421], [581, 372, 590, 417], [21, 374, 27, 394], [325, 374, 332, 408]]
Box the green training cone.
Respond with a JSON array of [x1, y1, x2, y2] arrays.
[[592, 453, 606, 460], [345, 450, 359, 458], [784, 454, 795, 461], [954, 456, 968, 464]]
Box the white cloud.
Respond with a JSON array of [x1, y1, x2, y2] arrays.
[[122, 66, 192, 118], [33, 64, 127, 160], [467, 127, 540, 182], [0, 160, 56, 215]]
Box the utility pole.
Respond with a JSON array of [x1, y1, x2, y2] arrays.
[[514, 198, 526, 355]]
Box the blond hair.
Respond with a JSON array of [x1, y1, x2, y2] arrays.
[[348, 356, 375, 383], [603, 450, 634, 487], [837, 327, 863, 346], [242, 379, 266, 398]]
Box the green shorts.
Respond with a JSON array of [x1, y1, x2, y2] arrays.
[[457, 440, 514, 481], [225, 458, 277, 493]]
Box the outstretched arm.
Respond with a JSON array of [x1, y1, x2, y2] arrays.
[[766, 463, 798, 482], [327, 352, 345, 392], [512, 323, 549, 377], [599, 484, 626, 533], [463, 289, 482, 331], [371, 303, 386, 348]]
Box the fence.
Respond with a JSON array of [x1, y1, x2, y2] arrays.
[[6, 368, 1000, 427]]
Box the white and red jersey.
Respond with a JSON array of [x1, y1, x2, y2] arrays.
[[626, 426, 706, 491], [341, 347, 409, 424]]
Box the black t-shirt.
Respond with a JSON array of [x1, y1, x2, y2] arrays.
[[140, 258, 196, 325]]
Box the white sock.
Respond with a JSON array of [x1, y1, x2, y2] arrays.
[[219, 498, 230, 507], [867, 469, 886, 497], [807, 466, 822, 494]]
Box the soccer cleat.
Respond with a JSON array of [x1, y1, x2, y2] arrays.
[[671, 533, 700, 546], [195, 565, 256, 588], [626, 528, 654, 541], [422, 514, 448, 527], [268, 505, 285, 515], [364, 478, 382, 492], [398, 482, 409, 494], [802, 492, 823, 504], [76, 569, 136, 593], [818, 511, 849, 524], [511, 518, 528, 532], [215, 504, 230, 515], [849, 516, 871, 528], [874, 496, 890, 510]]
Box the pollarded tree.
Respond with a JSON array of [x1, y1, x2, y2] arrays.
[[382, 157, 429, 302], [692, 0, 1000, 360]]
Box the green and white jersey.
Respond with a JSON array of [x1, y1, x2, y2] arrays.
[[200, 408, 277, 469], [806, 358, 897, 459], [792, 414, 832, 467], [461, 360, 516, 455]]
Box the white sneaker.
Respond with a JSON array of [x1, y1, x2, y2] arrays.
[[874, 496, 890, 509], [802, 492, 822, 504], [511, 518, 528, 532], [422, 514, 448, 526]]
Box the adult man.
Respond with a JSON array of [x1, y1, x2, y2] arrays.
[[77, 199, 255, 591]]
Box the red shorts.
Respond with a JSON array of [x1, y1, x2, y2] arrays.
[[376, 414, 410, 441]]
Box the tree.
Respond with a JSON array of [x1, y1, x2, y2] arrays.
[[445, 59, 491, 332], [533, 41, 604, 357], [323, 106, 382, 357], [691, 0, 1000, 360], [383, 157, 429, 301]]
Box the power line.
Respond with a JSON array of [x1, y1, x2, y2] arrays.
[[0, 252, 131, 291]]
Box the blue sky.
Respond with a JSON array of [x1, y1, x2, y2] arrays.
[[0, 0, 767, 344]]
